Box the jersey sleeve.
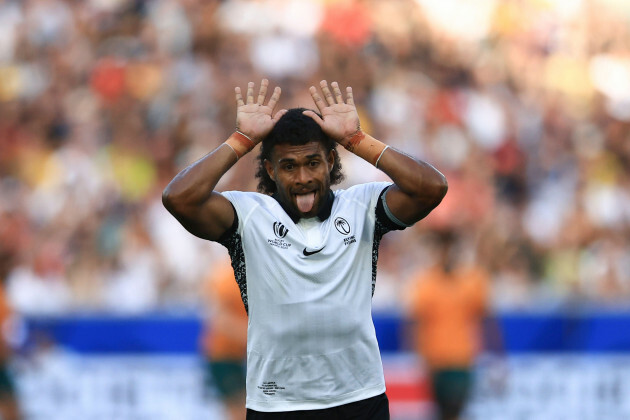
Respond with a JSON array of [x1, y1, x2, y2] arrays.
[[373, 184, 412, 235], [217, 200, 239, 244], [218, 190, 259, 238]]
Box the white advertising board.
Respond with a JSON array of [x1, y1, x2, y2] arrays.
[[11, 351, 630, 420]]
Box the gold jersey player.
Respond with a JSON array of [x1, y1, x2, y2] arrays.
[[163, 79, 448, 419]]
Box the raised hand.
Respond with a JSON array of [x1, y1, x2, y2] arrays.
[[303, 80, 360, 142], [235, 79, 286, 143]]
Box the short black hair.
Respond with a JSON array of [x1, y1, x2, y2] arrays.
[[255, 108, 344, 194]]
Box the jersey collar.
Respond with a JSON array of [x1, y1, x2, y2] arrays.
[[272, 190, 334, 223]]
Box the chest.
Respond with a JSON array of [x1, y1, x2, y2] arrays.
[[242, 203, 372, 267]]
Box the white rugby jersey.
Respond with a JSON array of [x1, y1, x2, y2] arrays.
[[219, 181, 407, 412]]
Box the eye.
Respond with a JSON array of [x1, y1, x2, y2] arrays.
[[309, 160, 320, 167], [284, 164, 294, 171]]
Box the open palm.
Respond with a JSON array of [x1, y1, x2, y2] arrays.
[[235, 80, 286, 142], [303, 81, 360, 142]]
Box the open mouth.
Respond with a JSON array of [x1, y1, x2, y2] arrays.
[[295, 191, 316, 214]]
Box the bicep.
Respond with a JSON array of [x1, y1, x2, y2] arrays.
[[383, 185, 440, 226]]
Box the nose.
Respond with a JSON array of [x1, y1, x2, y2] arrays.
[[295, 166, 313, 185]]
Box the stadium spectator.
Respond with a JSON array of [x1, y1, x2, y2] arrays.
[[0, 0, 627, 324]]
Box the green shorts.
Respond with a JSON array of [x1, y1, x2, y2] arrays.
[[431, 368, 472, 419], [205, 360, 246, 401], [0, 365, 16, 396]]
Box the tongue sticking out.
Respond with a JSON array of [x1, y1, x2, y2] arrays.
[[296, 192, 316, 213]]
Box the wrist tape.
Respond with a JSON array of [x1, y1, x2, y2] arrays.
[[341, 130, 388, 167], [224, 131, 255, 160]]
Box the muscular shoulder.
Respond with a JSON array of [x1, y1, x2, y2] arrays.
[[221, 191, 279, 215], [221, 190, 272, 206], [220, 191, 288, 237], [334, 182, 392, 205]]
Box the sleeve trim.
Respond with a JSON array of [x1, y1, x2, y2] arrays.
[[217, 202, 238, 244], [382, 186, 414, 228]]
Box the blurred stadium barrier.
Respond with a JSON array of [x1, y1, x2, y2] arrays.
[[10, 311, 630, 420]]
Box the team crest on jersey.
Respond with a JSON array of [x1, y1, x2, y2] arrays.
[[269, 221, 291, 249], [334, 217, 356, 246], [334, 217, 351, 235]]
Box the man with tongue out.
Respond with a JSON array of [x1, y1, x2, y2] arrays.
[[163, 79, 448, 419]]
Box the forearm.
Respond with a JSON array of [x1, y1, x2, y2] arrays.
[[162, 132, 259, 241], [164, 144, 236, 206], [342, 131, 446, 196], [343, 131, 447, 223], [163, 133, 253, 207]]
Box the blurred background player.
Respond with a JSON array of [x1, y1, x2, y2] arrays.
[[200, 259, 248, 420], [406, 230, 502, 420], [0, 248, 22, 420]]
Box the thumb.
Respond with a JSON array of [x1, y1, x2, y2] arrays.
[[302, 110, 324, 127], [272, 109, 288, 123]]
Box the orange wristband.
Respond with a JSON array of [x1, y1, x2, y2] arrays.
[[340, 130, 388, 167], [225, 131, 256, 160]]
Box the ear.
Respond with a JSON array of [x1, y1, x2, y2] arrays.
[[327, 150, 335, 172], [264, 159, 275, 180]]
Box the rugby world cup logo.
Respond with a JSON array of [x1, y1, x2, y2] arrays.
[[273, 221, 289, 238]]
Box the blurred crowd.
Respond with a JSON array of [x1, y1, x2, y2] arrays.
[[0, 0, 629, 316]]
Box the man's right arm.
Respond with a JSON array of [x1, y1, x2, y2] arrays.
[[162, 79, 285, 242], [162, 142, 239, 241]]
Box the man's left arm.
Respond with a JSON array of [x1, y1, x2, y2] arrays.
[[372, 143, 447, 225], [304, 80, 448, 225]]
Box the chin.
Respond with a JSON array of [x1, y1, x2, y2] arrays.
[[297, 208, 315, 218]]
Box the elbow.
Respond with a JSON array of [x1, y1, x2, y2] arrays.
[[162, 179, 208, 220], [415, 162, 448, 205], [418, 170, 448, 206], [416, 171, 448, 213], [161, 183, 178, 213], [162, 188, 171, 211], [436, 173, 448, 202]]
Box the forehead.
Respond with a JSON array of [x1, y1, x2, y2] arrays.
[[270, 141, 327, 162]]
